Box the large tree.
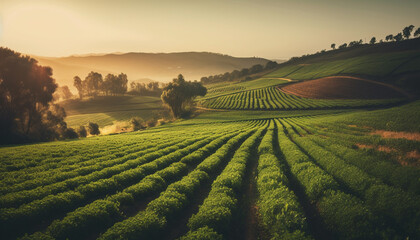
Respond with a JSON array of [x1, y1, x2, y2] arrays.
[[0, 47, 70, 144], [161, 74, 207, 118], [85, 71, 103, 97], [402, 25, 415, 39]]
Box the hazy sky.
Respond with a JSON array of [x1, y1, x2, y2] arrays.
[[0, 0, 419, 59]]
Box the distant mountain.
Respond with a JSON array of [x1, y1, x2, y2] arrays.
[[32, 52, 269, 92]]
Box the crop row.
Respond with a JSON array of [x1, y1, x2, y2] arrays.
[[21, 129, 250, 240], [181, 124, 267, 239], [275, 119, 381, 239], [97, 126, 261, 240], [287, 117, 420, 194], [0, 134, 222, 238], [255, 120, 311, 239], [202, 86, 401, 110], [280, 118, 420, 238]]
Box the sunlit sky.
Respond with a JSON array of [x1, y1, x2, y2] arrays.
[[1, 0, 419, 59]]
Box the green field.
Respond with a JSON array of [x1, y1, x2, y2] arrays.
[[201, 86, 403, 110], [200, 50, 420, 111], [203, 77, 289, 99], [266, 50, 420, 83], [2, 42, 420, 240], [62, 95, 164, 128], [1, 99, 419, 240]]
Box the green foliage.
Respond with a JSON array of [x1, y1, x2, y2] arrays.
[[161, 74, 207, 118], [0, 99, 419, 239]]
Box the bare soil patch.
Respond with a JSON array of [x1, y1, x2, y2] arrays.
[[355, 144, 420, 167], [280, 76, 407, 99], [371, 130, 420, 141], [355, 144, 396, 153]]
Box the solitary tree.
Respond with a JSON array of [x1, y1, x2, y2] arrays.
[[161, 74, 207, 118], [402, 25, 415, 39], [331, 43, 336, 50], [414, 27, 420, 38], [385, 34, 394, 41], [370, 37, 376, 45]]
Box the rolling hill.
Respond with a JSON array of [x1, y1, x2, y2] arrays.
[[32, 52, 269, 92]]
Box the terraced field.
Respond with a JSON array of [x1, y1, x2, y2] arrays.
[[201, 86, 403, 110], [200, 50, 420, 111], [1, 100, 419, 240]]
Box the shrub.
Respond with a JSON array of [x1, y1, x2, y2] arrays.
[[77, 126, 87, 137], [87, 122, 100, 135], [62, 128, 79, 139]]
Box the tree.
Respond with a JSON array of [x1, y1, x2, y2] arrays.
[[0, 47, 72, 144], [414, 27, 420, 38], [331, 43, 336, 50], [87, 122, 100, 135], [338, 43, 347, 49], [53, 85, 73, 101], [73, 76, 83, 99], [402, 25, 415, 39], [77, 126, 87, 137], [161, 74, 207, 118], [370, 37, 376, 45], [385, 34, 394, 41], [265, 61, 278, 70], [85, 71, 103, 97], [249, 64, 263, 74], [394, 33, 403, 42]]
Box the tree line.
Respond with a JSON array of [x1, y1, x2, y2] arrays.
[[200, 60, 278, 84], [73, 72, 128, 99], [330, 25, 420, 50], [128, 81, 165, 97]]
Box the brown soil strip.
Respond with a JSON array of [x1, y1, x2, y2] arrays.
[[279, 76, 408, 99], [354, 144, 397, 153], [355, 144, 420, 167], [371, 130, 420, 141]]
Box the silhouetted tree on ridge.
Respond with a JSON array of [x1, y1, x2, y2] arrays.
[[403, 25, 415, 39]]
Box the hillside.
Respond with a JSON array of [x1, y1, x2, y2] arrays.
[[32, 52, 269, 91], [1, 100, 419, 239], [61, 95, 164, 128], [199, 41, 420, 111], [270, 38, 420, 94], [280, 76, 406, 99]]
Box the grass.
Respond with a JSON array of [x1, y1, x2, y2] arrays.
[[267, 50, 420, 81], [61, 95, 164, 128]]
